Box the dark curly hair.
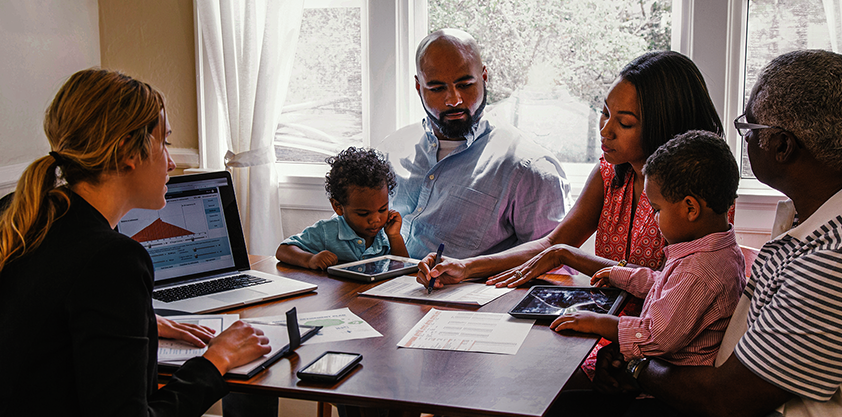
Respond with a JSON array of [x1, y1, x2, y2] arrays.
[[642, 130, 739, 214], [325, 147, 397, 205]]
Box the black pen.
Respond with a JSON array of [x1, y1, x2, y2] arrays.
[[427, 243, 444, 294]]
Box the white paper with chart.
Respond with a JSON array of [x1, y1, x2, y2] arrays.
[[244, 307, 382, 343], [397, 309, 535, 355]]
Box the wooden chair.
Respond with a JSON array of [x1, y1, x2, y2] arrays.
[[740, 245, 760, 278]]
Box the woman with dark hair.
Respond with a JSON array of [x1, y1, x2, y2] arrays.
[[0, 68, 270, 416], [417, 50, 725, 287]]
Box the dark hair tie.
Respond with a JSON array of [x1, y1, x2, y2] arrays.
[[49, 151, 66, 166]]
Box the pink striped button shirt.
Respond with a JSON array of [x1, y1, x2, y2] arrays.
[[611, 227, 746, 366]]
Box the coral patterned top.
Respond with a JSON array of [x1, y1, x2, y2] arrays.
[[596, 157, 666, 270]]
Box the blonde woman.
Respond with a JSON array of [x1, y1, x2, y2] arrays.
[[0, 69, 270, 416]]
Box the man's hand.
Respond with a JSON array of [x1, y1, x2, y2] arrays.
[[156, 314, 215, 347], [308, 250, 338, 270], [592, 342, 639, 394], [416, 253, 470, 288], [486, 244, 567, 287], [384, 210, 402, 237], [591, 267, 613, 287]]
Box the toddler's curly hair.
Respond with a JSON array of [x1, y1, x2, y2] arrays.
[[325, 147, 397, 205]]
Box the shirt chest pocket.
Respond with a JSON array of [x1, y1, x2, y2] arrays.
[[430, 185, 498, 251]]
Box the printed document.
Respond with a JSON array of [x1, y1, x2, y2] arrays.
[[158, 314, 237, 362], [244, 307, 382, 343], [397, 309, 535, 355], [360, 275, 514, 305]]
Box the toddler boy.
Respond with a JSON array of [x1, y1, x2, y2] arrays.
[[552, 130, 746, 366], [276, 147, 408, 270]]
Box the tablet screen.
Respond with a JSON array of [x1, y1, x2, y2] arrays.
[[510, 287, 624, 318], [336, 258, 413, 275]]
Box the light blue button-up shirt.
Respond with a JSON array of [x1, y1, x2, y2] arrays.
[[376, 117, 571, 259], [279, 215, 390, 262]]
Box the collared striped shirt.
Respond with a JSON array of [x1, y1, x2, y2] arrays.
[[612, 227, 745, 365], [734, 189, 842, 401]]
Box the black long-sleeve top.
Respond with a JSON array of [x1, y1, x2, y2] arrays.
[[0, 192, 228, 416]]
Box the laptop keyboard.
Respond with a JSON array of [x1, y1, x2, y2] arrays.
[[153, 274, 271, 303]]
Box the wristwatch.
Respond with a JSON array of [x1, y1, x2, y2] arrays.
[[625, 357, 650, 387], [626, 357, 649, 379]]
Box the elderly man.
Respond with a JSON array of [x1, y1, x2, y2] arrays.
[[375, 29, 571, 260], [591, 50, 842, 417]]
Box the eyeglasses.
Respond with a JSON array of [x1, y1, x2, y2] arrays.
[[734, 113, 803, 148], [734, 114, 783, 137]]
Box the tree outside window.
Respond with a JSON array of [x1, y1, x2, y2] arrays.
[[741, 0, 842, 177], [428, 0, 672, 163]]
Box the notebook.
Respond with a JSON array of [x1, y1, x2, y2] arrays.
[[158, 307, 321, 379], [116, 171, 316, 313]]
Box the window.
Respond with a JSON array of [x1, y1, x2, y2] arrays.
[[426, 0, 672, 165], [275, 0, 673, 172], [275, 0, 365, 163], [194, 0, 813, 246], [738, 0, 841, 177]]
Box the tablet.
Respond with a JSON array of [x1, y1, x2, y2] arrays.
[[327, 255, 420, 282], [508, 286, 628, 319]]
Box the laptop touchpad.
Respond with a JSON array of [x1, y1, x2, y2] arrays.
[[210, 288, 266, 302]]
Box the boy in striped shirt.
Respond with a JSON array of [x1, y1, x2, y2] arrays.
[[552, 130, 746, 367]]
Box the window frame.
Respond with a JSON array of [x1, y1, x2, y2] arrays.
[[196, 0, 784, 240]]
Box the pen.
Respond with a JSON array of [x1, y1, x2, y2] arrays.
[[427, 243, 444, 294]]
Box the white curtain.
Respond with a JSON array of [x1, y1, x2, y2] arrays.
[[823, 0, 842, 52], [197, 0, 304, 256]]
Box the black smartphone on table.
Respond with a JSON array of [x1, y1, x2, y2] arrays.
[[297, 351, 363, 383]]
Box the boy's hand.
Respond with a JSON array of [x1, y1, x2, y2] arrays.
[[384, 210, 402, 237], [591, 267, 613, 287], [551, 311, 618, 341], [308, 250, 338, 270]]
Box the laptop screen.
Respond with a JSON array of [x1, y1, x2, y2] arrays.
[[116, 172, 250, 284]]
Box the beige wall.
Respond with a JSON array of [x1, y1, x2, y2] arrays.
[[0, 0, 100, 168], [98, 0, 199, 151]]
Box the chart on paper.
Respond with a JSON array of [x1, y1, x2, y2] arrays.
[[397, 309, 534, 355]]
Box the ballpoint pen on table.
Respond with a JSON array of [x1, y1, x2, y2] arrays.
[[427, 243, 444, 294]]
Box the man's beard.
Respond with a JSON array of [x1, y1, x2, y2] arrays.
[[424, 84, 487, 139]]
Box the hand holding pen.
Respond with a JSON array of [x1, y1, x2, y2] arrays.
[[415, 245, 471, 289], [427, 243, 444, 294]]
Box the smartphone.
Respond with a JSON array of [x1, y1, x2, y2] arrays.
[[296, 351, 362, 383]]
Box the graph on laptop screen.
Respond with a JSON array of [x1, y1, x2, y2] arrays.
[[117, 178, 236, 281]]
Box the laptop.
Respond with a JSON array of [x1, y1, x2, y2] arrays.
[[116, 171, 317, 313]]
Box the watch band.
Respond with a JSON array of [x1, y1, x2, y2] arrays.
[[626, 357, 650, 379]]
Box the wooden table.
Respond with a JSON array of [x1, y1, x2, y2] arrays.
[[213, 257, 598, 417]]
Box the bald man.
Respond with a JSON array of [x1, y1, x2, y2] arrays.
[[376, 29, 571, 260]]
